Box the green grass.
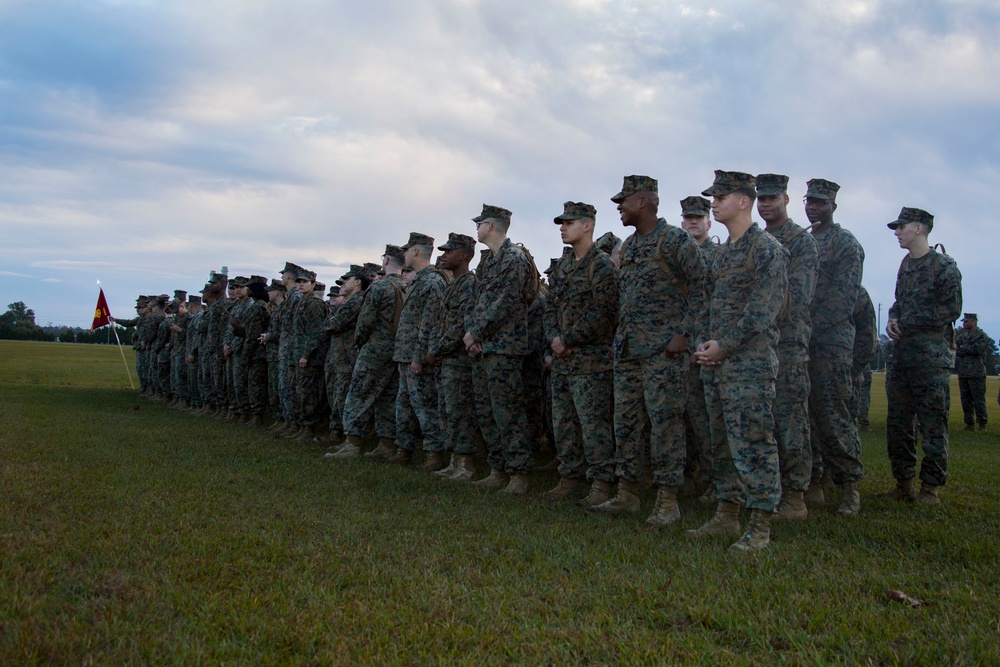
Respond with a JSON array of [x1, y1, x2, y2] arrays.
[[1, 340, 999, 665]]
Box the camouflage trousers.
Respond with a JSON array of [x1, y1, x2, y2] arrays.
[[210, 354, 228, 409], [522, 352, 546, 450], [705, 380, 781, 512], [396, 363, 443, 453], [439, 362, 478, 456], [475, 354, 533, 475], [958, 376, 988, 426], [342, 349, 398, 440], [773, 358, 812, 493], [886, 366, 951, 487], [551, 370, 615, 483], [136, 349, 148, 389], [171, 354, 189, 401], [278, 349, 295, 421], [156, 352, 171, 395], [325, 365, 353, 435], [613, 353, 687, 487], [198, 354, 214, 407], [472, 357, 502, 470], [267, 356, 281, 418], [294, 365, 324, 427], [849, 368, 873, 427], [234, 353, 268, 416], [683, 360, 712, 485], [186, 359, 201, 407], [808, 349, 863, 485]]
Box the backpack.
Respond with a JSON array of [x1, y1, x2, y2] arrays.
[[514, 242, 541, 304]]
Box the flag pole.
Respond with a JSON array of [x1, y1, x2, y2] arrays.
[[96, 280, 135, 390]]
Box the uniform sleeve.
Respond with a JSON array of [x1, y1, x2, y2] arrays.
[[354, 287, 379, 348], [414, 274, 445, 362], [468, 250, 528, 342], [327, 294, 362, 334], [300, 300, 329, 362], [675, 233, 708, 338], [813, 232, 863, 335], [717, 240, 788, 357]]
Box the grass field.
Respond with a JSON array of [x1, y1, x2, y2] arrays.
[[2, 340, 999, 665]]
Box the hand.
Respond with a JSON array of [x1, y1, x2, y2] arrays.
[[468, 342, 482, 357], [551, 336, 570, 358], [231, 316, 239, 326], [186, 355, 195, 364], [694, 340, 725, 366], [886, 318, 902, 341], [258, 333, 268, 344], [223, 344, 231, 357], [170, 324, 182, 332], [298, 357, 307, 368], [423, 353, 438, 367], [108, 316, 116, 323], [410, 361, 423, 375], [666, 332, 690, 357], [543, 355, 553, 372]]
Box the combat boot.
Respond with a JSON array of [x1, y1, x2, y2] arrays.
[[729, 509, 772, 552], [686, 501, 742, 537], [835, 482, 861, 516], [433, 454, 457, 478], [577, 480, 612, 509], [332, 434, 364, 459], [645, 486, 681, 527], [964, 423, 975, 431], [803, 480, 825, 505], [880, 477, 915, 501], [248, 414, 265, 428], [387, 448, 413, 466], [447, 455, 476, 482], [418, 451, 446, 472], [283, 425, 305, 439], [585, 480, 641, 515], [503, 473, 531, 495], [296, 425, 317, 441], [695, 488, 718, 508], [773, 490, 808, 521], [267, 419, 286, 433], [472, 469, 509, 490], [364, 438, 396, 460], [978, 423, 988, 431], [541, 477, 582, 501], [916, 482, 941, 505]]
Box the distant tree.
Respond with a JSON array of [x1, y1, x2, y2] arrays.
[[0, 302, 55, 341]]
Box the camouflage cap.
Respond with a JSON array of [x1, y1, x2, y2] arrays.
[[962, 313, 978, 321], [401, 266, 414, 274], [342, 264, 367, 280], [595, 231, 621, 255], [543, 257, 561, 275], [438, 232, 476, 251], [156, 294, 169, 305], [327, 285, 340, 297], [383, 244, 406, 262], [267, 278, 286, 292], [314, 281, 325, 293], [363, 262, 381, 277], [755, 173, 789, 197], [402, 232, 435, 250], [230, 276, 249, 287], [188, 295, 202, 306], [335, 278, 345, 286], [887, 206, 933, 230], [209, 269, 228, 283], [135, 295, 146, 303], [553, 201, 597, 223], [611, 175, 657, 203], [472, 204, 512, 224], [702, 170, 756, 197], [294, 267, 317, 282], [805, 178, 840, 202], [680, 196, 711, 217], [249, 275, 267, 285], [173, 289, 187, 302], [200, 283, 211, 294], [280, 261, 303, 275]]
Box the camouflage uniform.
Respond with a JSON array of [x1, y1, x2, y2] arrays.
[[291, 283, 329, 429], [700, 223, 788, 512], [765, 215, 818, 494], [203, 297, 229, 410], [468, 232, 534, 475], [232, 296, 270, 417], [684, 235, 717, 488], [278, 290, 303, 421], [170, 311, 190, 402], [153, 315, 172, 396], [850, 286, 878, 428], [264, 298, 283, 418], [430, 270, 479, 457], [325, 290, 363, 436], [544, 243, 619, 483], [955, 319, 989, 427], [185, 307, 204, 407], [886, 208, 962, 487], [343, 272, 406, 440], [395, 260, 447, 454], [809, 219, 865, 486], [615, 218, 706, 487]]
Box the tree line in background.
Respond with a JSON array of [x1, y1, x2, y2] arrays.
[[1, 302, 134, 344]]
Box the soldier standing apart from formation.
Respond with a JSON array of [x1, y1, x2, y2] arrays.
[[338, 246, 407, 459], [541, 202, 620, 507], [850, 286, 878, 432], [689, 170, 788, 552], [679, 195, 718, 505], [464, 205, 535, 495], [426, 233, 480, 482], [955, 313, 989, 431], [885, 207, 962, 504], [392, 233, 447, 469], [756, 174, 818, 521], [588, 176, 706, 526], [805, 178, 865, 515]]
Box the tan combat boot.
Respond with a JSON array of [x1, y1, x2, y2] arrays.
[[472, 469, 509, 490], [646, 486, 682, 527], [283, 425, 305, 439], [418, 451, 446, 472], [585, 480, 641, 515], [686, 501, 742, 537], [387, 448, 413, 466], [541, 477, 582, 501], [447, 454, 476, 482], [504, 473, 531, 495], [773, 489, 808, 521], [881, 477, 915, 501], [577, 480, 612, 508], [332, 434, 364, 459], [364, 438, 396, 460], [729, 509, 772, 552], [836, 482, 861, 516], [433, 453, 457, 478], [915, 481, 941, 505], [803, 480, 825, 505], [695, 488, 718, 508]]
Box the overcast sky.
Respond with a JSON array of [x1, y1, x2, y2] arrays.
[[1, 0, 998, 339]]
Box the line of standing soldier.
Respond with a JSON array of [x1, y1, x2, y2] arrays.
[[113, 170, 964, 552]]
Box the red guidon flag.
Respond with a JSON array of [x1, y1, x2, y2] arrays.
[[91, 287, 112, 332]]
